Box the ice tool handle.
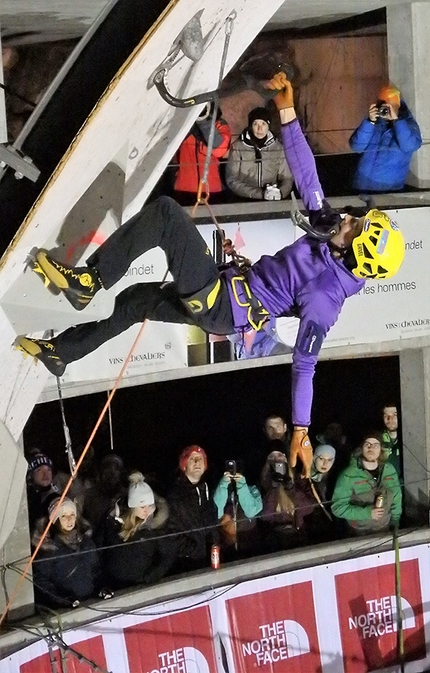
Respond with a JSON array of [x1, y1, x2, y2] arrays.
[[152, 11, 282, 108], [290, 192, 341, 241]]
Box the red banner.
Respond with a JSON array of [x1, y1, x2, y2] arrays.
[[123, 605, 217, 673], [226, 580, 321, 672], [335, 559, 426, 672], [20, 635, 107, 673]]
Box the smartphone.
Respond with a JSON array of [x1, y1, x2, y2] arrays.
[[225, 460, 237, 475]]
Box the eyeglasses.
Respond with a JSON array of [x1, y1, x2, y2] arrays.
[[363, 441, 381, 449]]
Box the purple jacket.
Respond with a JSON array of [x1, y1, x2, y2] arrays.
[[222, 119, 364, 427]]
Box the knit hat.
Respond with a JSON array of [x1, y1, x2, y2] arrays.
[[127, 472, 155, 508], [313, 444, 336, 461], [378, 85, 401, 107], [179, 445, 208, 472], [28, 454, 53, 473], [248, 107, 271, 127], [361, 430, 384, 446], [48, 497, 77, 523]]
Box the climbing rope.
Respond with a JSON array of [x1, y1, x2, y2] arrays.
[[56, 371, 76, 475], [192, 12, 236, 210], [0, 320, 148, 627]]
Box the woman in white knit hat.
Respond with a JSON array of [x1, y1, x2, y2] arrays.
[[100, 472, 177, 589], [31, 497, 101, 609]]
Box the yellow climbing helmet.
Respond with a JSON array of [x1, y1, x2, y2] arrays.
[[351, 209, 405, 279]]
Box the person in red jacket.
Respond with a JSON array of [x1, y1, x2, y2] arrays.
[[173, 102, 231, 205]]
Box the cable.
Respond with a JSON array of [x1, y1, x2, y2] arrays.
[[6, 469, 427, 572], [0, 320, 149, 627]]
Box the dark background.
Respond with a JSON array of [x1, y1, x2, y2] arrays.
[[24, 354, 400, 487]]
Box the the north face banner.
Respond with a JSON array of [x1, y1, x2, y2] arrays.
[[335, 558, 425, 672], [225, 580, 321, 672], [123, 605, 217, 673], [3, 545, 430, 673]]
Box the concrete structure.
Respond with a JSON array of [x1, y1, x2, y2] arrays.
[[387, 3, 430, 188], [0, 0, 429, 629]]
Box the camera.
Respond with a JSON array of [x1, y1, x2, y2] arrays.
[[271, 460, 287, 482], [377, 101, 390, 118], [225, 460, 237, 476]]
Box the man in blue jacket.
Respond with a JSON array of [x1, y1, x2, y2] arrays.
[[349, 85, 422, 193]]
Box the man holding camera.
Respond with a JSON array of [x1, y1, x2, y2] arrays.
[[349, 85, 422, 193]]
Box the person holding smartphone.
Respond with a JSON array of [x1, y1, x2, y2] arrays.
[[213, 459, 262, 559]]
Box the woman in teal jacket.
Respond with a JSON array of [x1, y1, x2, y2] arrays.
[[332, 431, 402, 536], [214, 463, 262, 557], [349, 85, 422, 192]]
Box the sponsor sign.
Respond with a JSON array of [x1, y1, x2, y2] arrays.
[[43, 207, 430, 390], [123, 606, 216, 673], [226, 581, 321, 672], [2, 545, 430, 673], [335, 559, 425, 672], [19, 635, 107, 673]]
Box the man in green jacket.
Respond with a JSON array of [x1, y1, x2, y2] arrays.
[[332, 431, 402, 535]]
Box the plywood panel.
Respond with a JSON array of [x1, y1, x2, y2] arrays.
[[0, 0, 286, 444]]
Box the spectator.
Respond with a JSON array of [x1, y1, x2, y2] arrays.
[[173, 102, 231, 205], [264, 414, 290, 454], [331, 431, 402, 536], [26, 452, 59, 533], [259, 449, 308, 551], [32, 497, 100, 609], [168, 445, 218, 571], [381, 403, 402, 477], [101, 472, 176, 589], [316, 421, 351, 473], [83, 453, 127, 536], [294, 444, 337, 543], [349, 85, 422, 193], [213, 459, 262, 559], [226, 107, 292, 200]]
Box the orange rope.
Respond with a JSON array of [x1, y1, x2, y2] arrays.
[[0, 319, 148, 627]]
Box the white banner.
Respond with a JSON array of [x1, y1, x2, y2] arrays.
[[46, 247, 187, 384], [45, 206, 430, 387], [3, 541, 430, 673], [198, 207, 430, 352]]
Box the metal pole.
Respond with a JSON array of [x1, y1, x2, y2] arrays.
[[0, 21, 8, 143], [394, 528, 405, 672]]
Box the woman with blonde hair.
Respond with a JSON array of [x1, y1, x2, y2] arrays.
[[101, 472, 177, 589]]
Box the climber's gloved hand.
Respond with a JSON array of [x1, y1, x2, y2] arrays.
[[289, 427, 313, 479], [266, 72, 294, 110]]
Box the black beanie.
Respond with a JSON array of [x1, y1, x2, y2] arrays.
[[248, 107, 271, 127]]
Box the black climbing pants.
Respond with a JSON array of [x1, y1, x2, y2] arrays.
[[55, 197, 234, 364]]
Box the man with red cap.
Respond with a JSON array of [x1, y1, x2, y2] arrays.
[[168, 445, 219, 571], [349, 84, 422, 193]]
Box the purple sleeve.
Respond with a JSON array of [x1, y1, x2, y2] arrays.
[[280, 120, 325, 212], [291, 294, 342, 427]]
